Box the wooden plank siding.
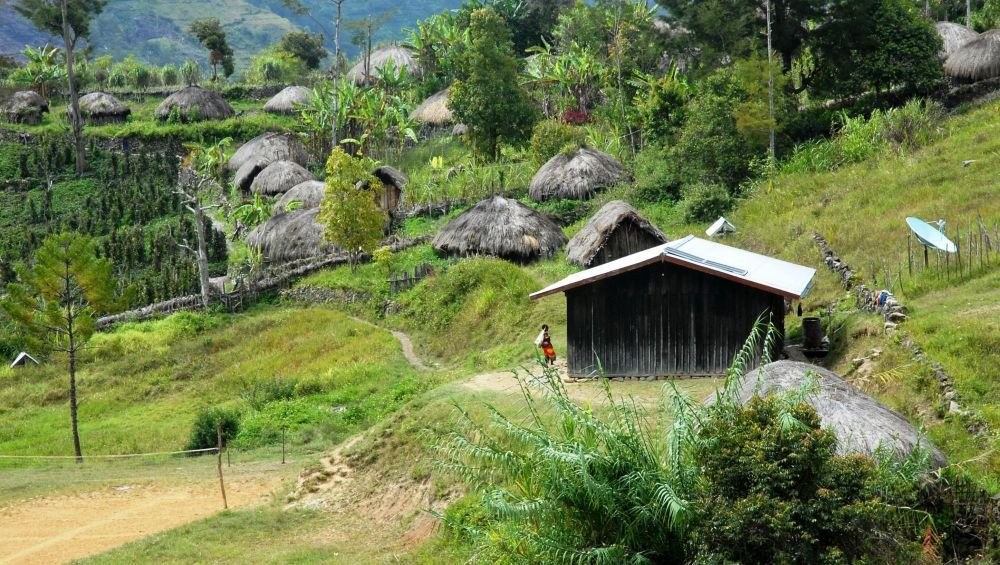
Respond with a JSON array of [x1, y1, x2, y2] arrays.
[[566, 261, 785, 378], [589, 220, 667, 267]]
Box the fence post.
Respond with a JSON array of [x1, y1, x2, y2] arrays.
[[217, 422, 228, 510]]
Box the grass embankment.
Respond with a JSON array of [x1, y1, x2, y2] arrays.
[[727, 100, 1000, 488]]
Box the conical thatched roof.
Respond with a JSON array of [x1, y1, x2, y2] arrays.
[[71, 92, 130, 123], [263, 86, 312, 115], [347, 45, 418, 85], [710, 361, 947, 468], [432, 196, 567, 263], [227, 132, 310, 173], [529, 147, 629, 202], [153, 86, 234, 122], [245, 207, 336, 263], [945, 29, 1000, 80], [274, 180, 325, 214], [250, 160, 315, 196], [935, 21, 978, 59], [410, 88, 452, 126], [565, 200, 668, 267], [0, 91, 48, 124]]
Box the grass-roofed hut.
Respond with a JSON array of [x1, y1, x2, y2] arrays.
[[0, 91, 48, 124], [246, 207, 335, 263], [370, 165, 407, 215], [71, 92, 130, 125], [935, 21, 978, 59], [717, 361, 947, 467], [409, 88, 452, 127], [274, 180, 325, 214], [566, 200, 668, 267], [263, 86, 312, 115], [529, 147, 628, 202], [347, 45, 418, 85], [945, 29, 1000, 81], [250, 160, 315, 196], [432, 196, 567, 263], [153, 86, 234, 122], [227, 132, 310, 173], [532, 236, 815, 378]]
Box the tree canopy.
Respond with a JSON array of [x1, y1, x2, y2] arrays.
[[13, 0, 108, 48], [279, 30, 328, 70], [189, 18, 235, 81]]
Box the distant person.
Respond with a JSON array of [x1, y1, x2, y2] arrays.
[[535, 324, 557, 366]]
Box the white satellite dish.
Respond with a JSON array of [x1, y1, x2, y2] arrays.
[[706, 217, 735, 237], [906, 217, 956, 253]]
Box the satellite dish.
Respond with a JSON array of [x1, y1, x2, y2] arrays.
[[906, 217, 956, 253]]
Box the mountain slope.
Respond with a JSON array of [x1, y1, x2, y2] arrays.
[[1, 0, 462, 70]]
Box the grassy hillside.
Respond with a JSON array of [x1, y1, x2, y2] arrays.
[[2, 0, 462, 70]]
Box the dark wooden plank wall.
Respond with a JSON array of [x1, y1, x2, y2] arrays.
[[590, 220, 665, 267], [566, 262, 785, 377]]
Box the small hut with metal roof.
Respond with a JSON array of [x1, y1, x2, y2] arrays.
[[531, 236, 815, 378]]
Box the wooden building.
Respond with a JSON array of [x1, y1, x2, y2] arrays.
[[531, 235, 815, 378]]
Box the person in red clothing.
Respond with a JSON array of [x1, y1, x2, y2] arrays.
[[535, 324, 557, 366]]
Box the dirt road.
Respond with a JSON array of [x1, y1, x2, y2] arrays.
[[0, 476, 281, 564]]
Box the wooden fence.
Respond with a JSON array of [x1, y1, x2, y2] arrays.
[[388, 262, 434, 294]]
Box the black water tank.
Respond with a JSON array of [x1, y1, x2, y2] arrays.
[[803, 317, 822, 350]]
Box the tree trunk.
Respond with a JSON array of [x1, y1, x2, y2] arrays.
[[332, 0, 343, 149], [194, 206, 212, 308], [61, 0, 85, 176], [967, 0, 971, 28], [65, 271, 83, 463]]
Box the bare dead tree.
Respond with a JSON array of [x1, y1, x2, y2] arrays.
[[176, 168, 221, 309]]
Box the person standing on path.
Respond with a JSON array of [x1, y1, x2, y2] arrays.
[[535, 324, 557, 366]]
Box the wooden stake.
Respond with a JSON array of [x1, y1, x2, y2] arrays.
[[217, 423, 228, 510], [281, 427, 286, 465], [907, 233, 913, 276]]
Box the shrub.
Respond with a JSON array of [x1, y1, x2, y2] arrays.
[[529, 119, 585, 166], [682, 182, 732, 223], [185, 405, 241, 451], [180, 60, 201, 86], [239, 376, 297, 412], [633, 144, 684, 202], [160, 64, 178, 86]]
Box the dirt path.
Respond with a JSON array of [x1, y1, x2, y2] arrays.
[[349, 317, 432, 371], [0, 476, 282, 564]]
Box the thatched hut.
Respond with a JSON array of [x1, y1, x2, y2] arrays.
[[529, 147, 629, 202], [410, 88, 452, 126], [432, 196, 567, 263], [347, 45, 418, 85], [715, 361, 948, 467], [153, 86, 234, 122], [945, 29, 1000, 81], [371, 165, 407, 215], [263, 86, 312, 115], [565, 200, 668, 267], [274, 180, 325, 214], [250, 160, 315, 196], [233, 159, 268, 193], [0, 91, 48, 124], [935, 21, 978, 59], [246, 207, 335, 263], [452, 124, 469, 136], [227, 132, 310, 173], [71, 92, 130, 125]]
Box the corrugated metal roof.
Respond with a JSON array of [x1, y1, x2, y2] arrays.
[[530, 235, 815, 300]]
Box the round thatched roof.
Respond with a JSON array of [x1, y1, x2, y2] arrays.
[[432, 196, 568, 263], [153, 86, 234, 122], [945, 29, 1000, 81], [263, 86, 312, 115], [372, 165, 407, 191], [227, 132, 310, 173], [529, 147, 629, 202], [73, 92, 130, 120], [710, 361, 947, 468], [233, 159, 268, 193], [347, 45, 418, 85], [274, 180, 325, 214], [245, 207, 336, 263], [0, 91, 48, 124], [250, 160, 315, 196], [565, 200, 668, 267], [452, 123, 469, 136], [410, 88, 452, 126], [935, 21, 978, 59]]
